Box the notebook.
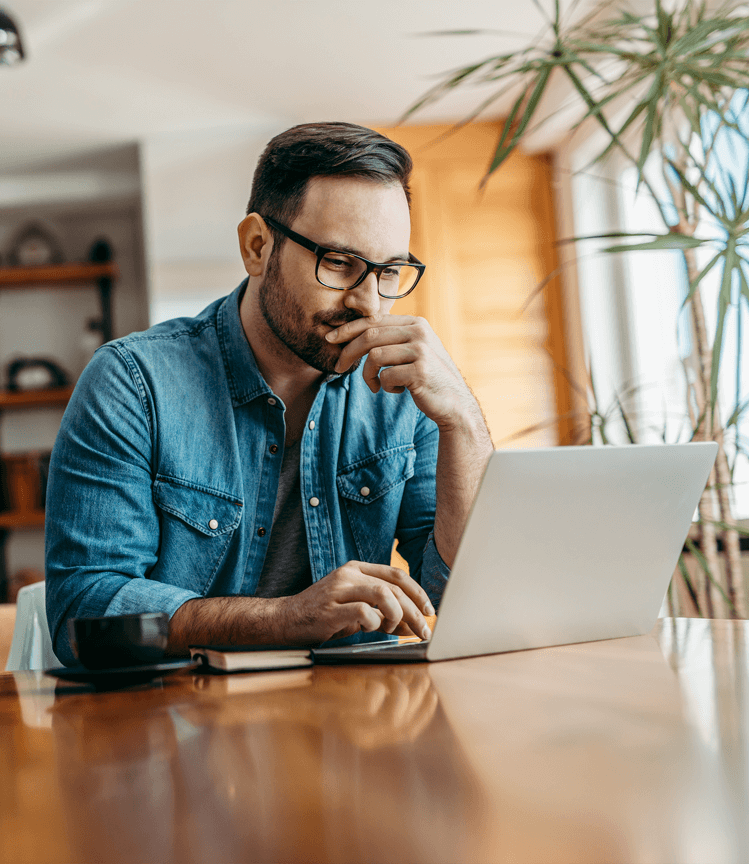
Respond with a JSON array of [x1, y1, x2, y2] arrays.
[[189, 644, 313, 672]]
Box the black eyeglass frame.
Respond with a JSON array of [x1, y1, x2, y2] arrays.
[[263, 216, 425, 300]]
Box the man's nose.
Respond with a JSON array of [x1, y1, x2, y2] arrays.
[[343, 271, 381, 317]]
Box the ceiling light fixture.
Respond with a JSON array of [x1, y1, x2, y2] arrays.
[[0, 9, 25, 66]]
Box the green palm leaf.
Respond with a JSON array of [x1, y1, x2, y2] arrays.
[[487, 65, 553, 176], [684, 537, 735, 614], [601, 234, 706, 254], [683, 250, 723, 308], [710, 241, 739, 416]]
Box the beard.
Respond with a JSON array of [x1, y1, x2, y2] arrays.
[[258, 250, 363, 375]]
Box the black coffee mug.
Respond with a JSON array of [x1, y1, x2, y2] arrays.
[[68, 612, 169, 669]]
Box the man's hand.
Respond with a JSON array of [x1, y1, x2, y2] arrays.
[[167, 561, 435, 655], [280, 561, 435, 645], [326, 314, 476, 430], [329, 312, 494, 571]]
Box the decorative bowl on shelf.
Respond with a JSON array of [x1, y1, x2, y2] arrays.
[[6, 357, 69, 392], [7, 222, 64, 267]]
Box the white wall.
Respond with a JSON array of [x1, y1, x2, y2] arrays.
[[555, 129, 670, 446], [140, 125, 287, 323]]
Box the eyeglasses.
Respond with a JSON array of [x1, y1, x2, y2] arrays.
[[264, 216, 425, 300]]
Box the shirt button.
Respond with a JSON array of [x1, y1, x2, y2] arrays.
[[269, 444, 279, 454], [309, 497, 320, 507], [360, 486, 371, 497], [257, 527, 266, 537], [267, 397, 276, 406], [208, 519, 219, 530], [308, 421, 315, 430]]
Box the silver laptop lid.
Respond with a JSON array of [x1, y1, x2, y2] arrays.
[[427, 443, 717, 661]]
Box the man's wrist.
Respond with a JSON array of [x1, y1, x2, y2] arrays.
[[167, 594, 291, 654], [270, 594, 295, 645], [435, 399, 492, 443]]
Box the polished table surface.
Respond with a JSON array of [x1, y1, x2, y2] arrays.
[[2, 618, 748, 864]]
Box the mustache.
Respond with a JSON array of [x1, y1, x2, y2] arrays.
[[313, 310, 363, 328]]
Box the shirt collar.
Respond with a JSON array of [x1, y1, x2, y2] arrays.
[[217, 280, 272, 407], [216, 279, 349, 408]]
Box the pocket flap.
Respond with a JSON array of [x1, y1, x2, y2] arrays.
[[153, 477, 243, 536], [337, 446, 416, 504]]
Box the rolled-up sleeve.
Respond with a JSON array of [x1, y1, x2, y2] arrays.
[[45, 345, 200, 665], [394, 416, 451, 607]]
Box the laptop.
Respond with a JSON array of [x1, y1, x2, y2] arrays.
[[313, 442, 718, 664]]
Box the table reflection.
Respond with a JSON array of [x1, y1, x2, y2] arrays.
[[48, 665, 485, 864], [656, 618, 749, 861], [3, 621, 749, 864], [430, 633, 740, 864]]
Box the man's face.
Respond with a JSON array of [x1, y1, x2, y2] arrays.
[[258, 176, 411, 374]]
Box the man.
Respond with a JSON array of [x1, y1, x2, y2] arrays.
[[45, 123, 493, 665]]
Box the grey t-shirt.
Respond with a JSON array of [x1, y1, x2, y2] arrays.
[[253, 440, 313, 598]]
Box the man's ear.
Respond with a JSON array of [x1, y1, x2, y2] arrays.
[[238, 213, 274, 276]]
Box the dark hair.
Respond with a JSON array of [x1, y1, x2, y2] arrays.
[[246, 123, 412, 233]]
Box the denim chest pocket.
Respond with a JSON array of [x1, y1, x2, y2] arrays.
[[153, 476, 243, 594], [337, 446, 416, 563]]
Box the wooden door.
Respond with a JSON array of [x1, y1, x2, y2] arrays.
[[376, 123, 575, 447]]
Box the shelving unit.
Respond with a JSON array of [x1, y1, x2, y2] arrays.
[[0, 386, 74, 410], [0, 261, 117, 341], [0, 261, 118, 600], [0, 510, 46, 530], [0, 261, 117, 285]]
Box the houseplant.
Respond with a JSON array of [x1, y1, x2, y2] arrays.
[[405, 0, 749, 617]]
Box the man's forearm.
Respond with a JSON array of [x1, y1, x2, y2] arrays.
[[167, 595, 290, 655], [433, 405, 493, 568]]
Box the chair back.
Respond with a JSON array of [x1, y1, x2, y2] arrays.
[[5, 581, 60, 671]]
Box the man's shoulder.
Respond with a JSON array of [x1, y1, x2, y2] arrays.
[[81, 294, 231, 401], [114, 295, 226, 352]]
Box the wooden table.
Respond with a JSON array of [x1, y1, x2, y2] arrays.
[[1, 618, 747, 864]]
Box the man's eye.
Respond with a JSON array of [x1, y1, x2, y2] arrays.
[[322, 255, 354, 270], [380, 266, 401, 281]]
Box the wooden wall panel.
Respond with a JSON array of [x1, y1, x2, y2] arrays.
[[376, 122, 575, 447], [0, 604, 14, 670]]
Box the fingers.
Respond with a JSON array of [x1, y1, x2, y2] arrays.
[[326, 314, 416, 346], [330, 318, 430, 374], [392, 613, 436, 640], [338, 579, 405, 633], [376, 362, 419, 395], [361, 346, 420, 393], [331, 602, 384, 640], [306, 561, 435, 644], [335, 329, 415, 375], [355, 562, 435, 617], [392, 620, 420, 638], [328, 605, 384, 642], [349, 565, 434, 641], [340, 577, 428, 638]]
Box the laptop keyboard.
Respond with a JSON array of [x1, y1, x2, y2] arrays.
[[313, 640, 430, 661]]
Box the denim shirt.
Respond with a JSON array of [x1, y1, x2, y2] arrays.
[[45, 282, 450, 664]]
